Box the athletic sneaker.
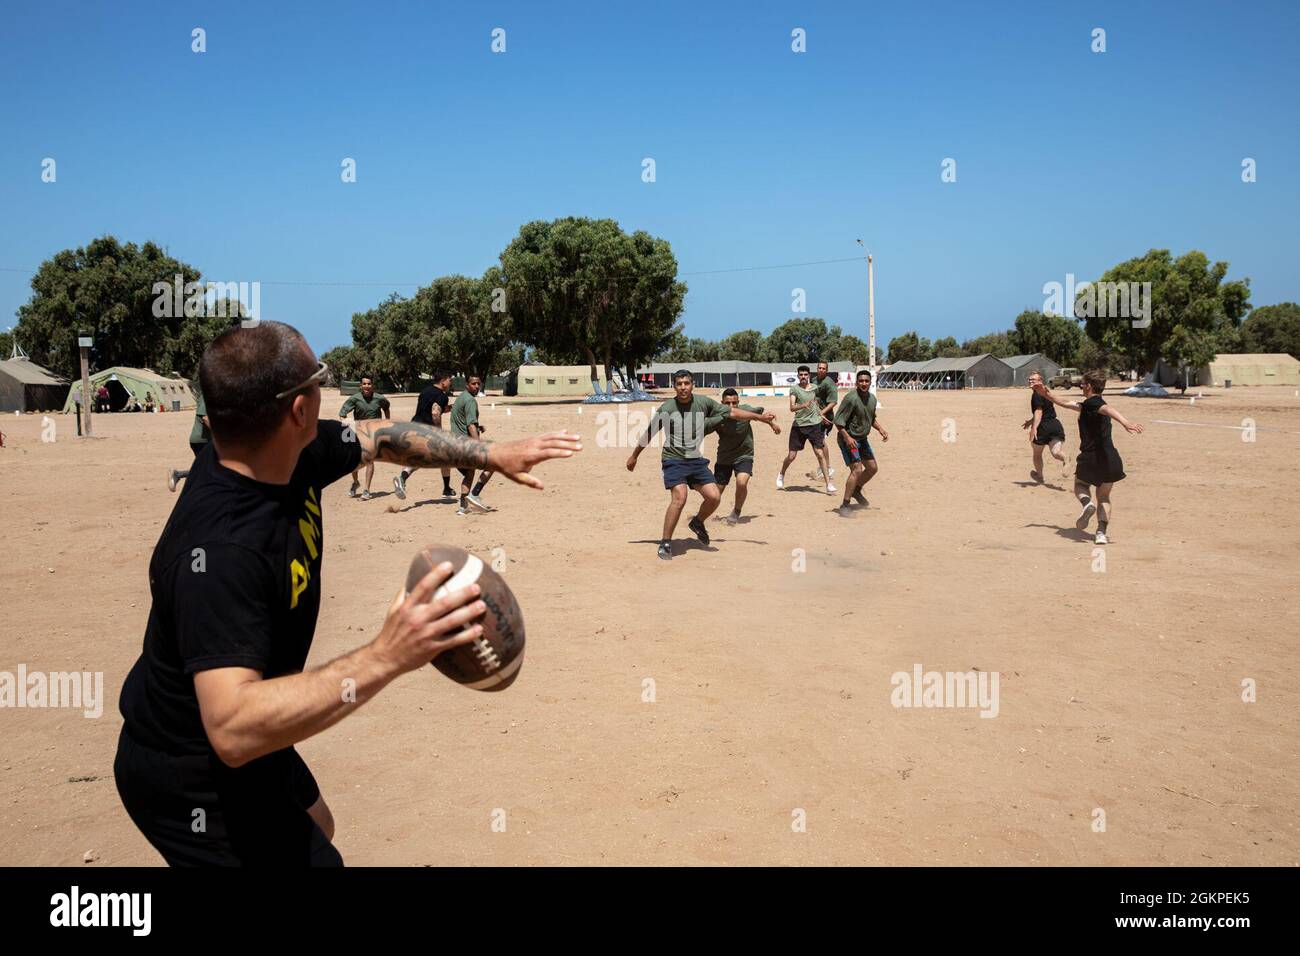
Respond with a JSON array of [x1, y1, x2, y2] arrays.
[[852, 490, 868, 506], [724, 511, 740, 525], [1094, 531, 1108, 545], [361, 489, 372, 501], [776, 474, 784, 490], [1075, 500, 1096, 530], [466, 493, 489, 514], [1029, 470, 1043, 483], [167, 469, 180, 493], [826, 482, 837, 494], [688, 515, 710, 545], [442, 486, 455, 499], [833, 502, 854, 515], [393, 473, 407, 500], [657, 541, 672, 561], [348, 480, 360, 498], [455, 506, 468, 517]]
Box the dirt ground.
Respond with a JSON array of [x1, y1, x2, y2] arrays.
[[1, 382, 1297, 866]]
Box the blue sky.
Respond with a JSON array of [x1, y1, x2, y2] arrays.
[[2, 0, 1297, 355]]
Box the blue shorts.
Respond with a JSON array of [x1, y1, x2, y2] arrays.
[[838, 435, 874, 467], [712, 458, 753, 486], [662, 457, 717, 489]]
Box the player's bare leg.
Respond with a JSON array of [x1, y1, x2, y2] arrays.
[[458, 469, 476, 515], [466, 470, 494, 513], [688, 483, 721, 545], [662, 483, 689, 542], [729, 472, 750, 521], [814, 444, 836, 493], [1049, 439, 1067, 473], [1031, 442, 1045, 482], [1093, 481, 1114, 544], [778, 449, 798, 488]]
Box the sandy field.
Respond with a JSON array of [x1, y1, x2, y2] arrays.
[[1, 383, 1297, 866]]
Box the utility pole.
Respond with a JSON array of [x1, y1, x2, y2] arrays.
[[78, 329, 93, 438], [856, 240, 876, 374]]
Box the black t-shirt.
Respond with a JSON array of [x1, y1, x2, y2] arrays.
[[413, 385, 450, 425], [1030, 391, 1057, 421], [119, 421, 362, 757], [1077, 395, 1111, 454]]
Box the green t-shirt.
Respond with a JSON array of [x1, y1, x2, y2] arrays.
[[188, 391, 209, 445], [340, 392, 390, 421], [834, 388, 878, 441], [789, 383, 820, 427], [653, 394, 730, 460], [706, 404, 763, 465], [450, 390, 480, 436], [813, 375, 838, 419]]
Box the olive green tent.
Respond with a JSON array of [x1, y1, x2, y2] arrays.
[[61, 366, 197, 413]]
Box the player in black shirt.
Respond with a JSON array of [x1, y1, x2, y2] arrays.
[[1021, 370, 1068, 481], [394, 370, 455, 501], [114, 322, 581, 865], [1031, 370, 1143, 546]]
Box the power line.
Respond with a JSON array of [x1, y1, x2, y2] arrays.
[[0, 255, 866, 288]]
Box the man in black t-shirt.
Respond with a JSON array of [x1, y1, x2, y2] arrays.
[[394, 370, 455, 501], [114, 322, 582, 865]]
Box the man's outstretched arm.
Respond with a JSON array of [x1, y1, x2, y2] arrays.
[[353, 419, 581, 489]]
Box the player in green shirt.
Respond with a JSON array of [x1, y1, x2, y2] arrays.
[[808, 360, 839, 482], [339, 376, 391, 500], [832, 369, 889, 514], [626, 370, 775, 560], [705, 388, 781, 524], [166, 387, 211, 492], [450, 375, 494, 515], [778, 365, 835, 495]]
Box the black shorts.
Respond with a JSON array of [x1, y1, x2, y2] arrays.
[[712, 458, 753, 486], [114, 728, 342, 867], [1033, 419, 1065, 446], [1075, 448, 1125, 486], [788, 424, 825, 451]]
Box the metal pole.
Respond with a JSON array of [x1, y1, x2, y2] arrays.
[[867, 253, 876, 375], [79, 344, 93, 438]]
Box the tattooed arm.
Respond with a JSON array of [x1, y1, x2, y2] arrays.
[[352, 419, 582, 489]]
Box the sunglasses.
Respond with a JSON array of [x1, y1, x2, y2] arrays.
[[275, 361, 329, 400]]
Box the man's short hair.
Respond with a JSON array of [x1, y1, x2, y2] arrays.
[[200, 321, 316, 447], [857, 369, 872, 382], [434, 370, 452, 383], [721, 387, 738, 399], [1083, 370, 1107, 393], [797, 365, 810, 374], [360, 376, 373, 384], [674, 370, 692, 382]]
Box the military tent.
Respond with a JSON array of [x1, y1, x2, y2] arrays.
[[0, 358, 70, 412], [61, 367, 196, 413], [1195, 353, 1300, 387]]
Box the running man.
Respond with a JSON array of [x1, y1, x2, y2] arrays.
[[1022, 370, 1067, 481], [1032, 370, 1143, 545], [339, 377, 391, 499], [778, 365, 835, 493], [626, 370, 776, 560], [393, 370, 455, 501], [704, 387, 782, 523], [808, 360, 839, 481], [832, 369, 889, 514], [167, 385, 211, 492], [113, 321, 581, 865], [450, 374, 492, 515]]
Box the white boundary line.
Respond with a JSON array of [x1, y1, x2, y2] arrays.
[[1152, 419, 1300, 435]]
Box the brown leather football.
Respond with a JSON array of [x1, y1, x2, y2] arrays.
[[405, 545, 525, 691]]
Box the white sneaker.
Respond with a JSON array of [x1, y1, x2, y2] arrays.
[[1075, 500, 1096, 530], [348, 480, 359, 498], [1094, 531, 1108, 545], [724, 511, 740, 525], [776, 474, 784, 490], [466, 493, 490, 514], [826, 482, 837, 494]]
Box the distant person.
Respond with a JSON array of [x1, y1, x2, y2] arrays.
[[144, 392, 156, 413], [808, 360, 839, 482], [1022, 371, 1067, 482], [393, 370, 455, 501], [832, 369, 889, 513], [339, 376, 391, 500], [704, 387, 781, 524], [450, 375, 492, 515], [778, 366, 835, 494], [626, 369, 775, 560], [1032, 371, 1144, 545], [167, 387, 211, 493]]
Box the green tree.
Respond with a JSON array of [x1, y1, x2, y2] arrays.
[[319, 344, 372, 384], [932, 335, 966, 359], [0, 329, 13, 359], [12, 236, 233, 379], [886, 330, 933, 363], [1010, 310, 1083, 364], [960, 331, 1016, 358], [1078, 249, 1250, 372], [765, 317, 841, 362], [1241, 303, 1300, 358], [719, 329, 768, 362], [831, 333, 872, 365]]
